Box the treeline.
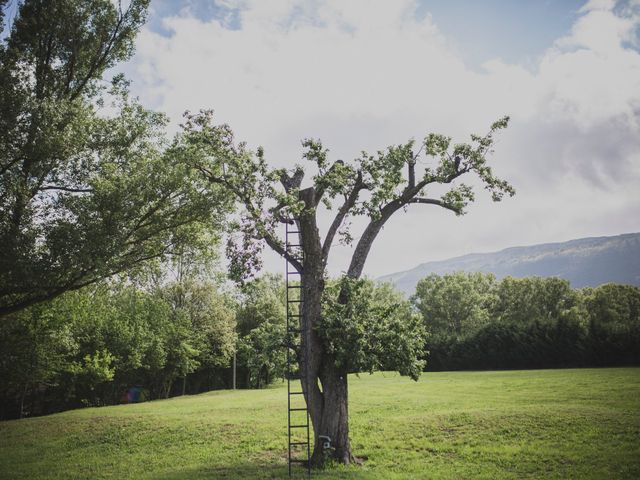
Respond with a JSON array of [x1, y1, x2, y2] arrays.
[[0, 272, 425, 421], [411, 273, 640, 371], [0, 274, 287, 420], [3, 269, 639, 420]]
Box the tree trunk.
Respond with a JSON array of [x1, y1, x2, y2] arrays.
[[19, 384, 28, 419], [303, 289, 352, 466], [302, 295, 354, 465], [297, 187, 353, 466], [314, 362, 350, 464], [301, 255, 334, 466]]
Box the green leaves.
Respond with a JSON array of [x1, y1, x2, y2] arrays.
[[424, 133, 452, 156], [235, 274, 287, 388], [358, 141, 415, 217], [0, 276, 238, 413], [440, 183, 475, 215], [412, 272, 498, 339], [0, 2, 230, 315], [319, 277, 426, 380], [422, 116, 515, 210], [179, 110, 310, 281], [5, 0, 149, 99], [302, 138, 329, 171], [413, 273, 640, 371]]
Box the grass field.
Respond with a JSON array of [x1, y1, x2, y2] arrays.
[[1, 368, 639, 479]]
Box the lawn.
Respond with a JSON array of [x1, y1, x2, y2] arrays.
[[1, 368, 639, 479]]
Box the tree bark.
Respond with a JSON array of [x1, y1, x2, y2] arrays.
[[19, 384, 28, 419], [302, 270, 353, 466], [315, 362, 350, 463], [297, 187, 353, 466]]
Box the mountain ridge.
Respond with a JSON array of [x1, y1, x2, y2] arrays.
[[378, 232, 640, 295]]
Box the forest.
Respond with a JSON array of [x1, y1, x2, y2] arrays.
[[1, 270, 637, 420]]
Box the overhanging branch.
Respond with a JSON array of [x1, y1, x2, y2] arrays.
[[198, 163, 303, 271], [264, 233, 303, 272], [407, 197, 461, 214]]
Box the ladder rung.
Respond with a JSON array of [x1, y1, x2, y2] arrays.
[[288, 299, 302, 303], [287, 244, 302, 247], [286, 271, 301, 275], [287, 230, 301, 234], [289, 441, 308, 445], [287, 285, 303, 289], [289, 407, 307, 411], [290, 391, 305, 395], [290, 424, 308, 428]]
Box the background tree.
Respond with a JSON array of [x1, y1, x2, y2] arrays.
[[235, 274, 287, 389], [0, 0, 230, 316], [159, 278, 237, 395], [490, 276, 579, 325], [0, 275, 238, 419], [0, 299, 78, 418], [582, 283, 640, 366], [180, 110, 515, 465], [411, 274, 598, 371], [412, 272, 497, 338]]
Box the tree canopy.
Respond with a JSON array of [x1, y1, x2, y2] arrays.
[[178, 110, 515, 283], [0, 0, 230, 316], [177, 107, 515, 465]]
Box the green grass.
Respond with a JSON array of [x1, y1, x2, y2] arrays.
[[1, 368, 639, 479]]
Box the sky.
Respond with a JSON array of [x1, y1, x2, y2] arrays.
[[120, 0, 640, 278]]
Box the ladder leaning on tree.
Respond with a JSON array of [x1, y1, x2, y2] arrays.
[[285, 221, 312, 477]]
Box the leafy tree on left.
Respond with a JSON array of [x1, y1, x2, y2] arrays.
[[0, 0, 230, 316]]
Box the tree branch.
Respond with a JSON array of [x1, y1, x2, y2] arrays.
[[198, 164, 303, 272], [268, 201, 292, 224], [0, 243, 175, 317], [345, 164, 469, 280], [346, 198, 403, 279], [322, 171, 364, 264], [314, 159, 345, 204], [280, 167, 304, 193], [408, 161, 415, 189], [69, 6, 128, 100], [407, 197, 461, 214], [40, 185, 93, 193], [264, 233, 303, 273]]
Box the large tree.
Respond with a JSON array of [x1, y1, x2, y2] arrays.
[[0, 0, 229, 316], [412, 271, 498, 338], [179, 110, 515, 465]]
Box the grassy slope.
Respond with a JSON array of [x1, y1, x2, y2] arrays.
[[1, 368, 639, 479]]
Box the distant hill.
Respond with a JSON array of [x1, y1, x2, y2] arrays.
[[378, 232, 640, 295]]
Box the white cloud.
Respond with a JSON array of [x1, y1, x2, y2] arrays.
[[126, 0, 640, 277], [580, 0, 617, 12]]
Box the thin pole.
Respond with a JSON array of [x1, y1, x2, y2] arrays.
[[232, 350, 237, 390]]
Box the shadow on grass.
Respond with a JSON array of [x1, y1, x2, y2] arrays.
[[151, 461, 373, 480]]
